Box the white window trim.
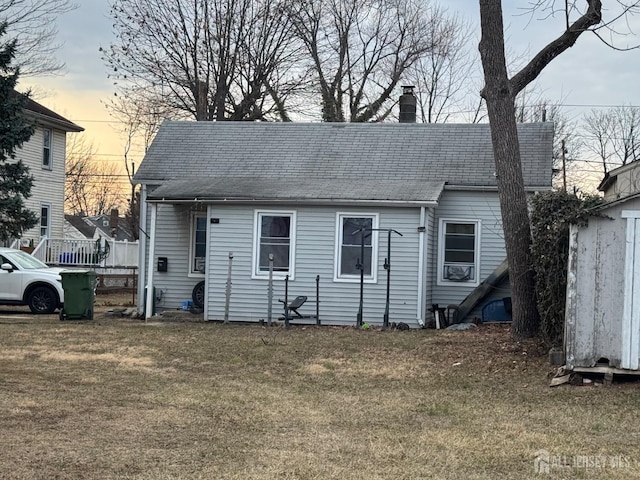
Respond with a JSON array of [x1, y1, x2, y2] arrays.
[[40, 203, 51, 238], [436, 218, 481, 287], [188, 212, 207, 278], [252, 209, 296, 280], [334, 212, 379, 283], [42, 128, 52, 170]]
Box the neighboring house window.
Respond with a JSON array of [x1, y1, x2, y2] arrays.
[[335, 213, 379, 282], [190, 214, 207, 274], [438, 219, 480, 285], [42, 129, 52, 169], [253, 210, 296, 278], [40, 204, 51, 238]]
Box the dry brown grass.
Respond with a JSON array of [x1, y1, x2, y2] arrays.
[[1, 318, 639, 479]]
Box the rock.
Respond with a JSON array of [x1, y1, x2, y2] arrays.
[[445, 322, 477, 331]]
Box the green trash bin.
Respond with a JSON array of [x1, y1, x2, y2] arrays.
[[59, 270, 97, 320]]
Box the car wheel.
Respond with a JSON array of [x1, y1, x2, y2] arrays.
[[28, 286, 58, 314], [192, 281, 205, 308]]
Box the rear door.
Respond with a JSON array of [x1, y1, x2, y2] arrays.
[[0, 255, 24, 301]]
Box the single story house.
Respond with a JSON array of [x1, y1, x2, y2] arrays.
[[565, 191, 640, 371], [133, 121, 553, 326]]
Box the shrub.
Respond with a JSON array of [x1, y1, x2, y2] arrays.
[[530, 190, 602, 347]]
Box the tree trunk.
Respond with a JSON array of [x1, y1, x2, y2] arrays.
[[479, 0, 539, 338]]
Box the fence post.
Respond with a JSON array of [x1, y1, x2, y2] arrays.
[[284, 275, 290, 329], [224, 252, 233, 323], [267, 254, 274, 326], [316, 275, 320, 326]]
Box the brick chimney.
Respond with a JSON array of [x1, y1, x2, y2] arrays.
[[399, 85, 417, 123], [109, 209, 119, 237]]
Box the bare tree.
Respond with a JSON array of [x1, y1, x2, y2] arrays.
[[103, 0, 300, 121], [65, 134, 96, 215], [285, 0, 442, 122], [478, 0, 639, 338], [105, 94, 165, 179], [65, 134, 126, 216], [0, 0, 76, 76], [406, 13, 476, 123], [583, 106, 640, 174], [104, 94, 166, 240]]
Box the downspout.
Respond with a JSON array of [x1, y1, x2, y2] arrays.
[[137, 185, 148, 314], [204, 204, 212, 321], [416, 206, 427, 327], [145, 202, 157, 321]]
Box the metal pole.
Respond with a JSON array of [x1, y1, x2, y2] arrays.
[[284, 275, 290, 329], [267, 254, 274, 326], [383, 229, 391, 329], [353, 227, 402, 328], [316, 275, 320, 326], [224, 252, 233, 323], [562, 138, 567, 192], [357, 230, 365, 327]]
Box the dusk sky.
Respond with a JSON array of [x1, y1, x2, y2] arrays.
[[18, 0, 640, 187]]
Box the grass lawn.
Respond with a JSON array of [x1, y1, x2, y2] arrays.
[[1, 314, 639, 479]]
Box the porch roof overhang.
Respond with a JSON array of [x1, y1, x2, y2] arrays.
[[145, 177, 445, 207]]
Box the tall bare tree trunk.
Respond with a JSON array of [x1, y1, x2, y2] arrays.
[[479, 0, 539, 338]]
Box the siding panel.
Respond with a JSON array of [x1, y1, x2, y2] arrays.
[[203, 205, 422, 326], [143, 192, 512, 326], [16, 128, 67, 243], [145, 203, 206, 310], [432, 190, 507, 312]]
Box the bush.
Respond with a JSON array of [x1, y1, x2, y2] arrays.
[[530, 190, 602, 347]]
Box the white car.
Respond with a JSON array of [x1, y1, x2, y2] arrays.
[[0, 247, 65, 314]]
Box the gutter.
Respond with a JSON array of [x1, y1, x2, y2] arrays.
[[445, 184, 553, 193], [26, 111, 84, 132], [415, 207, 427, 327], [144, 198, 440, 208]]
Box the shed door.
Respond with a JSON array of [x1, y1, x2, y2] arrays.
[[621, 211, 640, 369]]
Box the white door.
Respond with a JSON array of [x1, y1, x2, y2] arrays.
[[621, 211, 640, 370], [0, 255, 24, 301]]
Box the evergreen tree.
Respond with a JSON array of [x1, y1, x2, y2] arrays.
[[0, 21, 37, 243]]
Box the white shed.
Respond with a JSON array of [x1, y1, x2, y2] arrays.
[[565, 193, 640, 372]]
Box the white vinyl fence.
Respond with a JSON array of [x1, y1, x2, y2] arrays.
[[31, 237, 139, 268]]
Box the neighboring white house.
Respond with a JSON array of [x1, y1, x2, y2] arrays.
[[598, 161, 640, 202], [11, 92, 83, 247], [133, 121, 553, 326]]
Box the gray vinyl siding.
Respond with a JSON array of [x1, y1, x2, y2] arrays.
[[17, 128, 67, 243], [202, 205, 423, 326], [424, 208, 436, 309], [142, 203, 422, 324], [431, 190, 506, 310], [146, 203, 206, 310]]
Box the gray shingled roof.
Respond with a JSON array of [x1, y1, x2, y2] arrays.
[[64, 214, 96, 238], [135, 121, 553, 204], [149, 177, 445, 204]]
